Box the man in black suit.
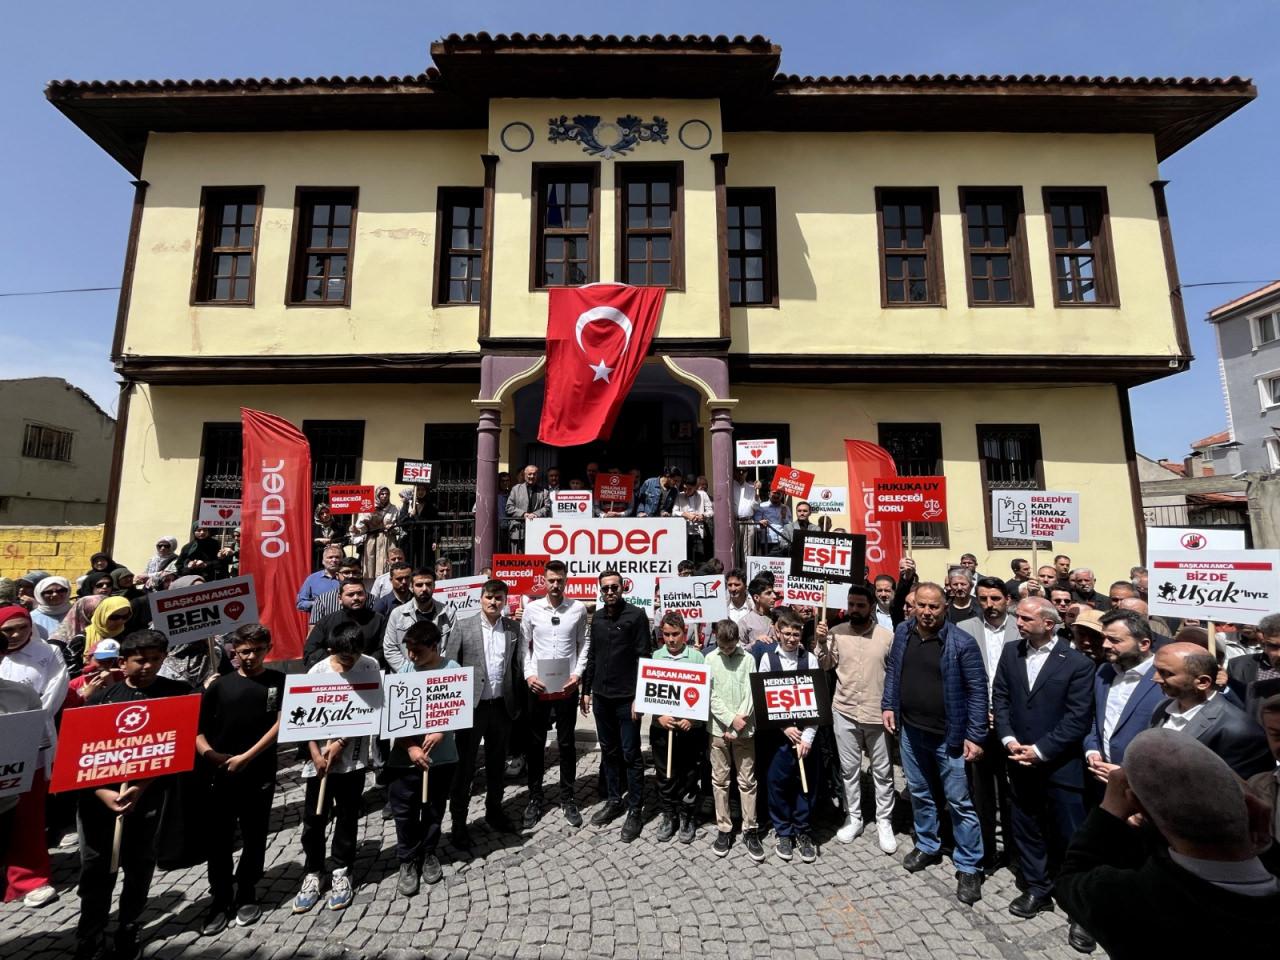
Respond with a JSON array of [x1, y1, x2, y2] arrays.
[[1226, 613, 1280, 719], [1150, 641, 1272, 778], [992, 597, 1095, 950], [1055, 729, 1280, 959], [446, 579, 523, 850]]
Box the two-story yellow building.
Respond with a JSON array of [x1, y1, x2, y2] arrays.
[[48, 33, 1254, 578]]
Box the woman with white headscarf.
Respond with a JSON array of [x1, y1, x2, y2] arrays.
[[143, 536, 179, 586], [29, 577, 72, 639]]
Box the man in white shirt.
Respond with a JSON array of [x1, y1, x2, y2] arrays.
[[367, 546, 407, 601], [674, 476, 714, 565], [730, 468, 759, 558], [872, 575, 895, 632], [521, 560, 589, 828], [1084, 609, 1161, 784]]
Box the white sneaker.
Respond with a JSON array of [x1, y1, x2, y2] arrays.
[[23, 884, 58, 908], [835, 816, 864, 844], [877, 819, 898, 854]]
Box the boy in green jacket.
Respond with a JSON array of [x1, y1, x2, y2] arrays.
[[705, 619, 764, 861]]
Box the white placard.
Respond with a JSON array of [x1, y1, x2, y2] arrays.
[[148, 575, 258, 647], [633, 659, 711, 721], [526, 518, 685, 580], [380, 667, 474, 739], [197, 497, 241, 529], [991, 490, 1081, 543], [1148, 550, 1279, 626], [537, 657, 572, 695], [736, 439, 779, 468], [780, 575, 847, 610], [1146, 527, 1246, 552], [279, 668, 384, 744], [0, 710, 46, 799], [655, 575, 729, 624], [746, 556, 790, 584], [601, 574, 657, 618], [551, 490, 594, 517], [808, 485, 847, 514], [434, 575, 487, 620]]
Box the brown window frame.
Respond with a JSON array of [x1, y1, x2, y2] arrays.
[[286, 187, 359, 307], [959, 187, 1032, 307], [877, 422, 949, 549], [975, 423, 1049, 550], [433, 186, 484, 307], [191, 186, 263, 306], [22, 423, 74, 462], [725, 187, 779, 307], [616, 162, 684, 290], [530, 163, 599, 290], [1042, 187, 1119, 307], [875, 187, 945, 307]]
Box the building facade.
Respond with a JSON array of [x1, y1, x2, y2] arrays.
[[47, 34, 1254, 577], [1207, 281, 1280, 473]]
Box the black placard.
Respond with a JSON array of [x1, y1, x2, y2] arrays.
[[750, 669, 833, 730], [395, 458, 434, 485], [788, 531, 865, 584]]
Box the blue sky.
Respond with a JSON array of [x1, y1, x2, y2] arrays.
[[3, 0, 1277, 458]]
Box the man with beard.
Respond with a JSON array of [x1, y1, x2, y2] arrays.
[[307, 557, 365, 625], [1226, 613, 1280, 718], [382, 569, 457, 673], [1084, 610, 1163, 785], [1069, 568, 1111, 611], [372, 562, 414, 618], [303, 579, 387, 669]]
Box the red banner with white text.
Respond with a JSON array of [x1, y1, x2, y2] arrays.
[[240, 408, 312, 661], [843, 440, 902, 583]]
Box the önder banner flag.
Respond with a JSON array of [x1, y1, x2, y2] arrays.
[[538, 284, 665, 446], [240, 408, 312, 662], [844, 440, 902, 583]]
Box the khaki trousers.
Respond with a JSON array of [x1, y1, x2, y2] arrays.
[[709, 734, 758, 832]]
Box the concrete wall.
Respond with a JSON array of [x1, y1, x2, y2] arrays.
[[0, 525, 104, 580], [1214, 305, 1280, 472]]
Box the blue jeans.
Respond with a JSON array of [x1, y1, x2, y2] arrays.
[[593, 695, 644, 811], [899, 723, 984, 874]]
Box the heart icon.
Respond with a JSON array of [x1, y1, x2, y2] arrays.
[[578, 502, 587, 511], [218, 507, 234, 519], [749, 448, 762, 458], [683, 687, 700, 708], [224, 601, 245, 620]]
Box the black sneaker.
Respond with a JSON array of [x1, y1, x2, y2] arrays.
[[956, 871, 984, 906], [775, 835, 795, 861], [620, 809, 643, 843], [396, 862, 420, 898], [421, 854, 443, 885], [743, 829, 766, 862], [485, 811, 517, 834], [677, 813, 696, 844], [712, 830, 733, 857], [72, 935, 107, 960], [562, 801, 583, 828], [796, 833, 817, 863], [199, 905, 230, 937], [590, 799, 625, 827], [523, 797, 544, 831], [112, 924, 141, 960], [655, 813, 677, 842]]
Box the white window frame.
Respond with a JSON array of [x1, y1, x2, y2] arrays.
[[1266, 437, 1280, 472], [1257, 370, 1280, 411], [1251, 309, 1280, 349]]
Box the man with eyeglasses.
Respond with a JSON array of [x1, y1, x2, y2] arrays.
[[1227, 613, 1280, 720]]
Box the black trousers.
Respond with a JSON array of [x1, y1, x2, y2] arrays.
[[451, 698, 512, 823], [76, 787, 165, 941], [206, 772, 275, 908], [1008, 767, 1086, 898], [967, 729, 1015, 869], [648, 722, 704, 815], [593, 695, 644, 812], [0, 806, 13, 900], [388, 764, 454, 865], [527, 691, 579, 802], [301, 770, 365, 874]]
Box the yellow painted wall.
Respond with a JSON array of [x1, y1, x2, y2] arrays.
[[724, 131, 1177, 357], [129, 131, 487, 358], [1, 526, 103, 580], [731, 382, 1140, 586], [113, 383, 478, 570]]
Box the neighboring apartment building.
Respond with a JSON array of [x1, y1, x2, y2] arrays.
[[1207, 281, 1280, 473], [0, 377, 115, 524], [46, 33, 1254, 575]]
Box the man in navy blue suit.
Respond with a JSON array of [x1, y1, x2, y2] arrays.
[[992, 597, 1095, 950], [1083, 610, 1163, 786]]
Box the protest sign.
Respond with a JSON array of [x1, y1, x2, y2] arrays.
[[790, 531, 865, 583], [527, 518, 685, 580], [148, 575, 258, 648], [1148, 550, 1279, 626], [50, 695, 201, 793], [780, 575, 847, 610], [991, 490, 1080, 543], [197, 497, 241, 529], [746, 556, 790, 585], [750, 670, 833, 731], [394, 458, 434, 485], [736, 439, 778, 468], [492, 554, 550, 597], [602, 575, 657, 617], [771, 466, 815, 500], [808, 486, 847, 515], [655, 575, 728, 623], [872, 477, 947, 522], [380, 667, 474, 739], [564, 576, 602, 603], [1146, 527, 1246, 552], [633, 660, 711, 722], [278, 670, 384, 745], [593, 472, 635, 505], [434, 575, 487, 619], [551, 490, 594, 517], [328, 484, 376, 515], [0, 710, 47, 799]]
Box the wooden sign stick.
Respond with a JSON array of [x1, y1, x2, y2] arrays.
[[110, 782, 127, 874]]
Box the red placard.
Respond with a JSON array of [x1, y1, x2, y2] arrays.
[[872, 476, 948, 522], [329, 484, 376, 514], [493, 554, 550, 597], [771, 466, 815, 499], [594, 472, 635, 504], [50, 695, 201, 793]]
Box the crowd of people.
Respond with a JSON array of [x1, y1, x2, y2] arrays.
[[2, 501, 1279, 960]]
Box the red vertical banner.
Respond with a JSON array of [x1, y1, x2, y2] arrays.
[[844, 440, 902, 583], [240, 408, 312, 661]]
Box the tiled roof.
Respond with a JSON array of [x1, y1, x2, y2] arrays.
[[773, 73, 1251, 88], [435, 32, 775, 49], [1207, 279, 1280, 320], [46, 74, 439, 92], [1190, 430, 1231, 449]]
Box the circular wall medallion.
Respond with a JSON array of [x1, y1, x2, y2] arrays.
[[500, 121, 535, 153], [678, 119, 713, 150]]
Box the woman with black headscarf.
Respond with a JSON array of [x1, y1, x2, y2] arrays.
[[81, 551, 122, 583], [177, 523, 228, 580]]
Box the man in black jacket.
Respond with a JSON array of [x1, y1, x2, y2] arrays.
[[581, 568, 652, 842], [303, 581, 387, 669], [1226, 613, 1280, 719]]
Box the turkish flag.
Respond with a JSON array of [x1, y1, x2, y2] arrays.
[[844, 440, 902, 583], [240, 408, 312, 661], [538, 284, 665, 446]]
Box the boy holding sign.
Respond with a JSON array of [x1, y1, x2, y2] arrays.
[[647, 613, 706, 845], [387, 620, 459, 898], [706, 620, 766, 862]]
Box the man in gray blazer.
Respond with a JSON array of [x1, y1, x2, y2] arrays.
[[446, 579, 524, 848], [505, 465, 549, 547]]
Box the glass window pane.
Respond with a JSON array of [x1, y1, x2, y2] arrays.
[[651, 261, 671, 286], [450, 257, 468, 279], [545, 237, 564, 261], [744, 228, 761, 250], [313, 204, 331, 226], [333, 204, 352, 227], [1050, 205, 1066, 228], [214, 278, 231, 300], [1053, 226, 1069, 248], [993, 279, 1012, 302], [222, 203, 239, 222], [1071, 226, 1089, 248], [887, 279, 904, 302], [326, 277, 346, 299], [452, 205, 471, 225], [544, 263, 564, 286], [568, 263, 588, 284], [728, 228, 742, 251], [967, 225, 984, 246], [572, 238, 588, 260], [651, 181, 670, 204], [992, 256, 1010, 280], [329, 256, 347, 279], [310, 227, 328, 248], [743, 205, 761, 227], [965, 203, 982, 226], [989, 225, 1007, 245], [883, 205, 900, 227], [1068, 204, 1085, 227], [568, 206, 588, 229], [449, 279, 467, 301], [219, 226, 237, 246], [238, 226, 253, 247], [331, 227, 349, 249], [628, 237, 647, 261], [628, 182, 646, 204], [217, 255, 234, 276], [885, 228, 902, 248], [729, 280, 742, 302], [570, 181, 588, 204], [1054, 255, 1071, 281], [1077, 257, 1094, 281], [626, 262, 647, 284], [973, 278, 989, 301], [745, 257, 763, 279], [628, 207, 647, 228], [306, 280, 324, 300], [1057, 277, 1072, 300], [904, 204, 923, 227], [234, 279, 250, 301], [728, 259, 742, 279], [987, 203, 1004, 226], [908, 280, 928, 302], [307, 255, 325, 278], [745, 280, 764, 302], [970, 255, 987, 279], [886, 256, 903, 278], [652, 237, 670, 260], [727, 205, 740, 227], [905, 227, 924, 248], [651, 207, 670, 228], [907, 257, 925, 279]]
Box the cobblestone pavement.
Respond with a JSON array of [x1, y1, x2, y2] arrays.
[[0, 741, 1095, 960]]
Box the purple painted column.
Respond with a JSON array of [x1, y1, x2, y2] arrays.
[[710, 402, 736, 568], [474, 404, 501, 572]]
